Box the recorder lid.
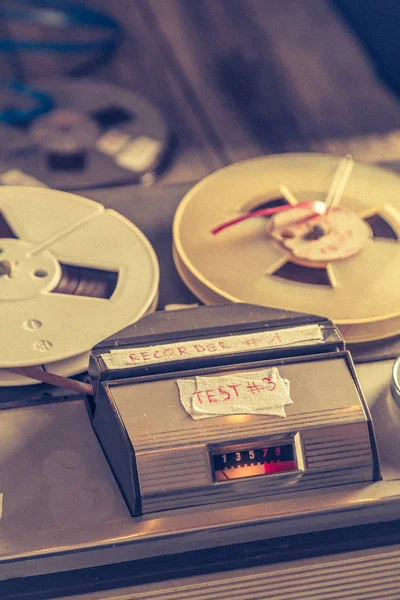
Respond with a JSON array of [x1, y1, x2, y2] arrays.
[[90, 304, 343, 384]]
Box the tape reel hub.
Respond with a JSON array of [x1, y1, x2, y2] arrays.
[[31, 110, 99, 154], [0, 239, 61, 300], [271, 207, 373, 264]]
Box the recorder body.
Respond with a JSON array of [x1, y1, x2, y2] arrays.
[[90, 305, 377, 517], [2, 305, 400, 600]]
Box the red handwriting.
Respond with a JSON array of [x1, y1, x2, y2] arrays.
[[193, 384, 241, 404], [243, 338, 260, 347], [128, 340, 230, 363], [268, 333, 282, 345], [192, 378, 276, 404], [246, 381, 264, 395], [318, 229, 354, 254], [246, 377, 276, 394], [126, 331, 288, 364], [262, 376, 276, 391]]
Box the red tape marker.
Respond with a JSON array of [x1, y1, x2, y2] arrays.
[[211, 201, 326, 234]]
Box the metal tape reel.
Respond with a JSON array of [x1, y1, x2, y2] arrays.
[[0, 186, 159, 385], [173, 153, 400, 343]]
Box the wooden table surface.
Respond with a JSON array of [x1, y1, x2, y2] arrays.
[[3, 0, 400, 183]]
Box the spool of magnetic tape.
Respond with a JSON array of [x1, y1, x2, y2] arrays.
[[173, 153, 400, 344], [0, 186, 159, 386], [0, 78, 172, 190]]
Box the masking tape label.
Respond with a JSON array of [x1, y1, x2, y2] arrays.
[[100, 324, 323, 370], [177, 367, 292, 419]]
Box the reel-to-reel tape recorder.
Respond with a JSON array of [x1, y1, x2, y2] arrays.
[[2, 153, 400, 599]]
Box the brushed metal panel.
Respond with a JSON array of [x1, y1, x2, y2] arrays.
[[137, 445, 212, 493], [134, 406, 364, 450], [138, 421, 373, 513], [110, 358, 365, 452], [142, 466, 373, 513], [304, 424, 373, 469]]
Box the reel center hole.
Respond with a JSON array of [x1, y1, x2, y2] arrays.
[[33, 269, 48, 278]]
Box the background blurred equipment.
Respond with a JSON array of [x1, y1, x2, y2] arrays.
[[332, 0, 400, 100], [0, 79, 172, 189], [0, 0, 122, 80], [0, 2, 173, 188]]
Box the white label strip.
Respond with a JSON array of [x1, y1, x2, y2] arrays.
[[96, 129, 131, 156], [177, 367, 293, 419], [101, 324, 323, 370], [115, 136, 162, 172]]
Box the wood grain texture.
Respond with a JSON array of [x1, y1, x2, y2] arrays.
[[246, 0, 400, 140], [145, 0, 307, 160], [76, 0, 227, 183], [146, 0, 400, 158], [0, 0, 225, 184], [3, 0, 400, 180]]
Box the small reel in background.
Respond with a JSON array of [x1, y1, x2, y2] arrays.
[[0, 78, 173, 190]]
